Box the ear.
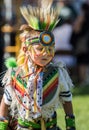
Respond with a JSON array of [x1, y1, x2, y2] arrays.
[[20, 35, 26, 42], [22, 46, 27, 52]]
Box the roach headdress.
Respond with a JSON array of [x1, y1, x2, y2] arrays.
[[20, 0, 60, 31], [20, 0, 60, 47]]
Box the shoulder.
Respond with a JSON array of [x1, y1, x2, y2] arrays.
[[48, 62, 67, 75], [52, 61, 66, 70], [2, 67, 18, 86], [53, 61, 74, 88]]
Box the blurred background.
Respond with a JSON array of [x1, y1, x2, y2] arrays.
[[0, 0, 89, 129]]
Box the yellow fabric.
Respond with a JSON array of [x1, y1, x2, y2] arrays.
[[34, 90, 37, 112], [41, 118, 46, 130]]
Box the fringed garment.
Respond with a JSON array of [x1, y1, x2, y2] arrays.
[[2, 62, 73, 130]]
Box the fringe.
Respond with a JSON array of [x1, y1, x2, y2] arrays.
[[41, 118, 46, 130]]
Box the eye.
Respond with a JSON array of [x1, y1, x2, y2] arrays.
[[48, 47, 54, 52], [36, 47, 43, 51], [49, 48, 52, 51]]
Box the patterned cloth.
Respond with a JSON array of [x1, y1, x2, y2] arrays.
[[2, 62, 73, 129]]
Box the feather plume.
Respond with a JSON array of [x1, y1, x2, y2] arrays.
[[40, 0, 53, 9], [5, 57, 17, 68], [20, 0, 60, 31]]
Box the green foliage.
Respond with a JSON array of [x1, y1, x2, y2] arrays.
[[72, 85, 89, 96]]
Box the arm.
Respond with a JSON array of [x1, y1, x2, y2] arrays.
[[0, 97, 9, 130], [58, 65, 76, 130], [63, 101, 73, 115]]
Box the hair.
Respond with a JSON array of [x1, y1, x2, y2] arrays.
[[17, 24, 40, 67]]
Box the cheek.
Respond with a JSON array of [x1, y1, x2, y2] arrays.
[[48, 57, 53, 62], [33, 49, 42, 55], [34, 53, 41, 57], [27, 50, 39, 62], [26, 50, 31, 57]]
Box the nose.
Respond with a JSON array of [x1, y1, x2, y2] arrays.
[[42, 50, 48, 56]]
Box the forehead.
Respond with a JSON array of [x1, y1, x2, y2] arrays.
[[20, 30, 40, 40], [26, 31, 40, 38], [32, 43, 55, 48]]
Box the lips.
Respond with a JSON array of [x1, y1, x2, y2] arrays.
[[42, 58, 47, 60], [41, 58, 47, 60]]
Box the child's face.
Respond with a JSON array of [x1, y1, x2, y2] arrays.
[[28, 43, 55, 67]]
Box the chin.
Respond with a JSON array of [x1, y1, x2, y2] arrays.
[[36, 62, 50, 67], [35, 60, 52, 67], [37, 63, 47, 67]]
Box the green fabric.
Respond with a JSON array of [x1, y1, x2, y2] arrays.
[[18, 118, 40, 128], [0, 121, 8, 130], [65, 116, 75, 128], [46, 119, 57, 128], [18, 118, 57, 129]]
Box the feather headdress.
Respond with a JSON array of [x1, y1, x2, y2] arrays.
[[20, 0, 60, 31]]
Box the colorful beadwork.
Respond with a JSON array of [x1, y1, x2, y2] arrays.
[[40, 31, 55, 46]]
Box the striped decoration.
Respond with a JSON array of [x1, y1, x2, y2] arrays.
[[11, 65, 59, 104], [43, 66, 59, 105], [11, 71, 27, 96]]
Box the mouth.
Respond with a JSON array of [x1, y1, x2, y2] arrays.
[[41, 58, 48, 61]]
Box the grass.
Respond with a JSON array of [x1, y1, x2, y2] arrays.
[[57, 85, 89, 130]]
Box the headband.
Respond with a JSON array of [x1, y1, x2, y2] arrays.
[[25, 31, 55, 46]]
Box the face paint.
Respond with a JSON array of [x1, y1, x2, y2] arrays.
[[23, 30, 55, 66], [27, 44, 55, 66], [31, 45, 55, 57]]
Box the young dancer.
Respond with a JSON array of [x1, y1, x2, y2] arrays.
[[0, 1, 76, 130]]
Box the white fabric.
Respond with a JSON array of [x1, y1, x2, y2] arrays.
[[3, 94, 11, 106], [2, 62, 73, 120]]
